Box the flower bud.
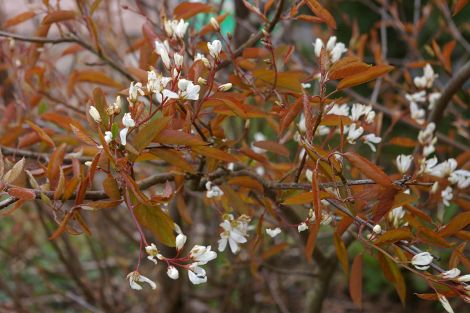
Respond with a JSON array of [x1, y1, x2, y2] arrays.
[[411, 252, 433, 270], [175, 233, 187, 250], [167, 266, 179, 280], [218, 83, 232, 92], [457, 274, 470, 282], [372, 224, 382, 234], [197, 77, 207, 85], [210, 17, 220, 31], [89, 106, 101, 123]]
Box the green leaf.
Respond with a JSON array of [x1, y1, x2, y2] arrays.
[[134, 204, 176, 247]]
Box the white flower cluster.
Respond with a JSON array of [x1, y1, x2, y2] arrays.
[[164, 19, 189, 40], [127, 223, 217, 290], [313, 36, 347, 64], [218, 214, 250, 254], [419, 156, 470, 206], [205, 181, 224, 199], [296, 103, 380, 151], [406, 64, 441, 125], [297, 207, 334, 233]]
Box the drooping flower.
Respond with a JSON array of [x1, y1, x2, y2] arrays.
[[362, 133, 382, 152], [145, 243, 163, 264], [164, 19, 189, 40], [428, 92, 441, 110], [175, 233, 187, 251], [89, 106, 101, 123], [188, 263, 207, 285], [119, 127, 129, 146], [350, 103, 372, 121], [174, 53, 184, 68], [218, 214, 249, 254], [441, 186, 453, 206], [266, 228, 281, 238], [327, 103, 350, 116], [207, 40, 222, 59], [414, 64, 438, 89], [410, 101, 426, 125], [122, 113, 135, 128], [429, 159, 457, 178], [177, 79, 200, 101], [396, 154, 413, 174], [127, 271, 157, 290], [128, 82, 145, 103], [346, 123, 364, 144], [298, 222, 308, 232], [437, 294, 455, 313], [411, 252, 433, 270], [189, 245, 217, 265]]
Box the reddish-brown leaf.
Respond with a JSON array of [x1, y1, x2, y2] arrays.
[[3, 11, 36, 28], [337, 65, 394, 90], [253, 140, 290, 157], [344, 152, 394, 187], [305, 0, 337, 29], [349, 254, 363, 309], [26, 121, 55, 147], [43, 10, 77, 24], [7, 187, 36, 200], [173, 2, 214, 19], [374, 229, 413, 245], [334, 233, 349, 274], [452, 0, 470, 15], [439, 211, 470, 237], [305, 222, 320, 262]]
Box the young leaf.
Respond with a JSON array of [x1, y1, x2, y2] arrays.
[[439, 211, 470, 237], [305, 0, 337, 29], [344, 152, 394, 187], [337, 65, 394, 90]]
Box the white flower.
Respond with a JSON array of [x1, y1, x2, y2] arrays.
[[298, 222, 308, 232], [252, 132, 267, 153], [414, 64, 438, 89], [218, 214, 249, 254], [175, 233, 187, 251], [84, 161, 92, 167], [457, 274, 470, 282], [423, 144, 436, 157], [189, 245, 217, 265], [174, 53, 184, 68], [155, 41, 171, 68], [363, 133, 381, 152], [113, 96, 122, 114], [440, 268, 461, 279], [396, 154, 413, 174], [188, 263, 207, 285], [347, 123, 364, 144], [205, 181, 224, 199], [350, 103, 372, 121], [128, 82, 145, 102], [195, 53, 210, 67], [301, 83, 311, 89], [410, 101, 426, 125], [313, 36, 347, 63], [441, 186, 453, 206], [119, 127, 129, 146], [429, 159, 457, 178], [327, 103, 350, 116], [411, 252, 433, 270], [389, 206, 405, 228], [438, 294, 454, 313], [207, 40, 222, 59], [428, 92, 441, 110], [313, 38, 323, 57], [173, 19, 189, 39], [372, 224, 382, 234], [89, 106, 101, 123], [145, 243, 162, 264], [122, 113, 135, 128], [418, 122, 436, 145], [218, 83, 232, 91], [167, 266, 179, 280], [266, 228, 281, 238], [449, 169, 470, 189], [104, 131, 113, 144], [405, 91, 427, 104], [127, 271, 157, 290], [147, 71, 171, 95], [365, 110, 376, 124], [177, 79, 200, 101], [431, 181, 439, 193], [421, 156, 438, 174]]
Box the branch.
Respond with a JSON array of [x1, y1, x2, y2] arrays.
[[0, 145, 92, 163], [428, 60, 470, 125], [0, 30, 134, 81]]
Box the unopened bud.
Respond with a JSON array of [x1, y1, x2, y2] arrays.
[[372, 224, 382, 234], [210, 17, 220, 31], [89, 106, 101, 123], [218, 83, 232, 92], [197, 77, 207, 85]]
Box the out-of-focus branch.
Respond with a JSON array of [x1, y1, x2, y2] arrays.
[[0, 30, 134, 81], [219, 0, 284, 68], [428, 60, 470, 125], [0, 145, 92, 163]]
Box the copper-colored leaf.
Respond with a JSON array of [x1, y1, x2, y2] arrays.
[[7, 187, 36, 200], [227, 176, 264, 193], [375, 229, 413, 245], [43, 10, 77, 24], [439, 211, 470, 238], [253, 140, 290, 157], [173, 2, 214, 19], [337, 65, 394, 90], [129, 116, 170, 160], [305, 0, 337, 29], [75, 70, 122, 89], [344, 152, 394, 187], [26, 121, 55, 147], [3, 11, 36, 28], [349, 254, 363, 309], [452, 0, 470, 15], [334, 233, 349, 274], [192, 146, 237, 162], [103, 175, 121, 200], [305, 222, 320, 262], [262, 243, 289, 260]]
